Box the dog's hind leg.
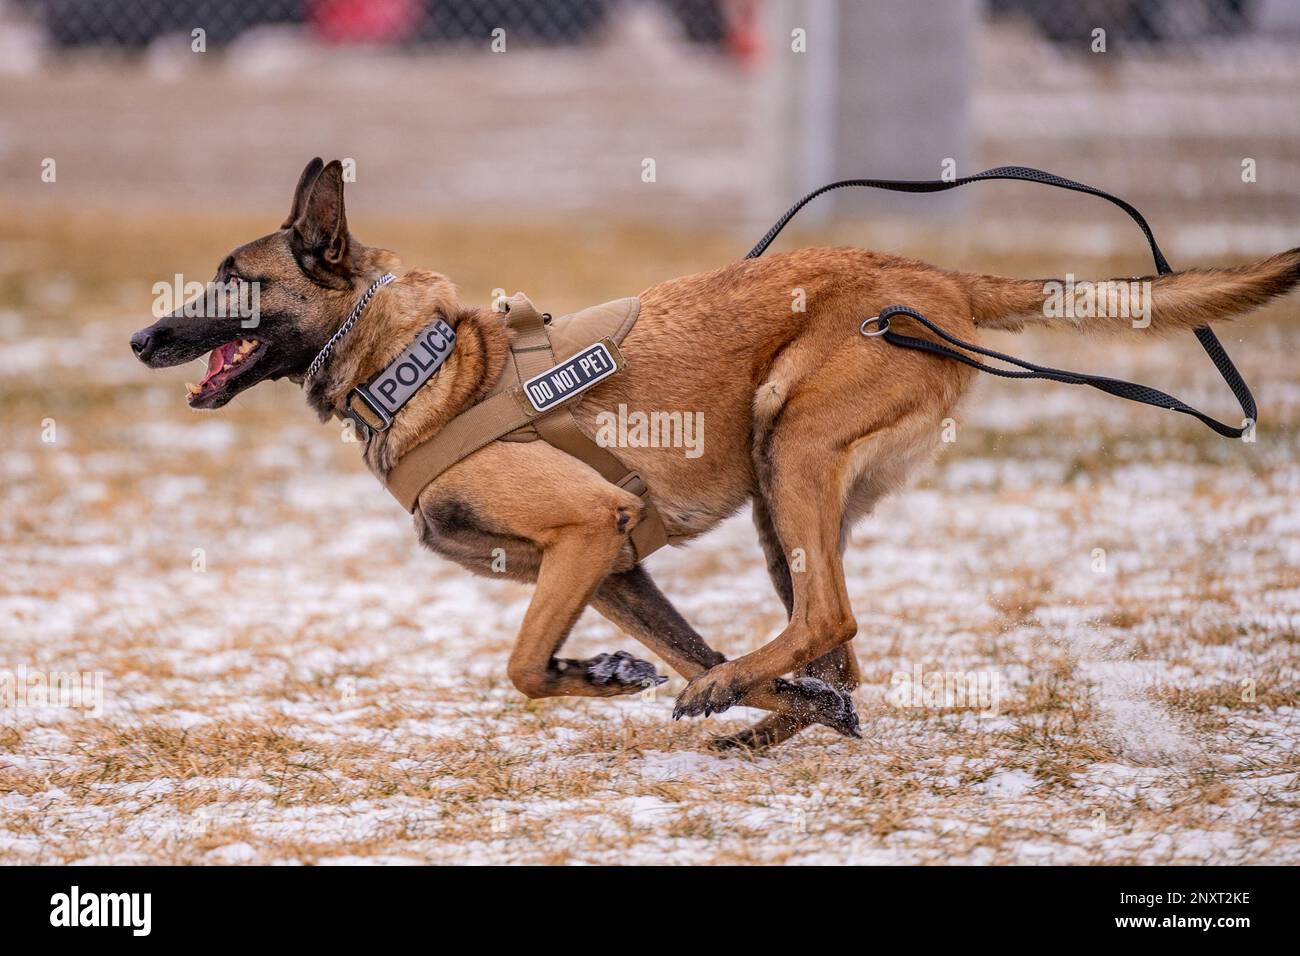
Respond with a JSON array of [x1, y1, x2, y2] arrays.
[[592, 565, 859, 739], [672, 439, 856, 718], [756, 492, 862, 694], [711, 496, 860, 750], [672, 353, 937, 719]]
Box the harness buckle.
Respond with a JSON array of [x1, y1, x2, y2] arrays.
[[617, 473, 649, 498], [344, 386, 393, 438]]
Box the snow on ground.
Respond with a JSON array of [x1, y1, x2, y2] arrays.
[[0, 214, 1297, 864]]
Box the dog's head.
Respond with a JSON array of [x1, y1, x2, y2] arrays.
[[130, 157, 397, 409]]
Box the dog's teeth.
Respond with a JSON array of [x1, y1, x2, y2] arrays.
[[223, 363, 233, 371], [186, 382, 201, 395]]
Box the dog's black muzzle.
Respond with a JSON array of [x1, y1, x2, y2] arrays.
[[129, 312, 243, 369]]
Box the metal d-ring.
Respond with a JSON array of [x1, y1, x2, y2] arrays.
[[860, 314, 890, 337]]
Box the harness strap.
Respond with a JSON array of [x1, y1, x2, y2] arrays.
[[384, 294, 669, 562], [502, 296, 669, 561], [747, 165, 1257, 439], [384, 389, 536, 509]]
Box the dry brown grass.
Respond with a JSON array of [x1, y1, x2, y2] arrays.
[[1, 203, 1297, 864]]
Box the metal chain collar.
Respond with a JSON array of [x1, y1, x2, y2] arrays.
[[303, 272, 396, 383]]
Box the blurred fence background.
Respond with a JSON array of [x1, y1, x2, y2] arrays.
[[1, 0, 1299, 257]]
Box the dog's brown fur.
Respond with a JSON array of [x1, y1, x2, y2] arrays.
[[132, 158, 1300, 748]]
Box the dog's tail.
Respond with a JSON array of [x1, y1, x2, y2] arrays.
[[961, 247, 1300, 334]]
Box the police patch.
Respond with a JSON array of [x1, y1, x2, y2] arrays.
[[522, 340, 620, 413], [359, 318, 457, 417]]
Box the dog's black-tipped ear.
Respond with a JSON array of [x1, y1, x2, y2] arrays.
[[282, 157, 325, 230], [290, 159, 352, 281]]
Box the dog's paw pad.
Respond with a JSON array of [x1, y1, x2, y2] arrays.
[[586, 650, 667, 688]]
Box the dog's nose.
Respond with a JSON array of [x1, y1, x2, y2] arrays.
[[130, 329, 155, 361]]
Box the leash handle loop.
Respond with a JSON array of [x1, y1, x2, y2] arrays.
[[746, 165, 1172, 272], [876, 305, 1249, 439], [748, 165, 1256, 438]]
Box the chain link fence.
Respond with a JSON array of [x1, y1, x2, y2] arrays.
[[14, 0, 730, 50], [8, 0, 1298, 53], [991, 0, 1281, 44], [2, 0, 1298, 248]]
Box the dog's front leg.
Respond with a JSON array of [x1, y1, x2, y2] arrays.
[[505, 493, 668, 700], [593, 565, 858, 740], [413, 441, 669, 698], [591, 565, 725, 679]]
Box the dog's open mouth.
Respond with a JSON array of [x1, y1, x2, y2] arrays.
[[186, 338, 266, 407]]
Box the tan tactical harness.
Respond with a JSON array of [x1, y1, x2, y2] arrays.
[[355, 292, 670, 562]]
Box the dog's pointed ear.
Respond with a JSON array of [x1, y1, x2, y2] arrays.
[[290, 159, 353, 281], [282, 157, 325, 229]]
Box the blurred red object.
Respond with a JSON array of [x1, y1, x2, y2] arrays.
[[310, 0, 420, 44], [722, 0, 763, 67]]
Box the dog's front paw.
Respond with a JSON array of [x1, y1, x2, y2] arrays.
[[585, 650, 667, 690], [672, 662, 746, 720], [775, 676, 861, 739]]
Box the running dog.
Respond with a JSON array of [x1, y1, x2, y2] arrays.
[[130, 158, 1300, 748]]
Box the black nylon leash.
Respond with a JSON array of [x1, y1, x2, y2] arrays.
[[745, 165, 1257, 438]]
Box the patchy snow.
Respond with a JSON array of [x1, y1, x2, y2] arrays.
[[2, 223, 1297, 864], [979, 770, 1040, 798]]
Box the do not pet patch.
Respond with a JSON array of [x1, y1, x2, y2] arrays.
[[522, 340, 620, 413]]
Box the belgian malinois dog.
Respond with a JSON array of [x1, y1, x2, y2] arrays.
[[131, 158, 1300, 749]]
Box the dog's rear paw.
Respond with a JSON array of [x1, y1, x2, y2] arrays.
[[710, 714, 806, 752], [711, 680, 861, 749], [773, 676, 861, 739], [585, 650, 667, 690]]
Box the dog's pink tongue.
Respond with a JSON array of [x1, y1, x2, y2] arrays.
[[200, 344, 232, 385]]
